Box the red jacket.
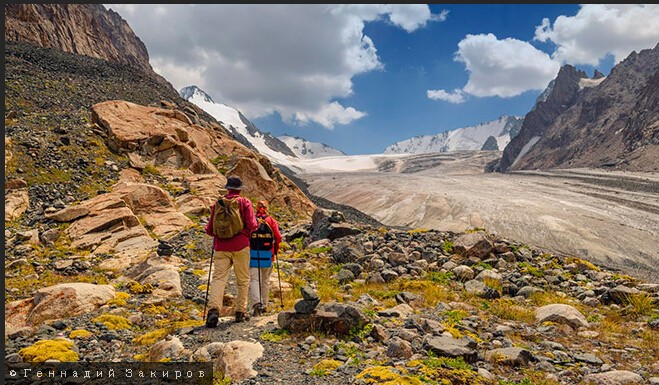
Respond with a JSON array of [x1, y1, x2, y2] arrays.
[[205, 191, 258, 251], [256, 213, 282, 259]]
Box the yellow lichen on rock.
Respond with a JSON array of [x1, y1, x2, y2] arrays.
[[132, 328, 170, 346], [312, 359, 342, 375], [127, 281, 154, 294], [19, 338, 79, 362], [91, 314, 132, 330], [69, 329, 92, 339], [356, 366, 407, 384]]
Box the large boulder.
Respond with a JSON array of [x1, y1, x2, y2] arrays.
[[92, 100, 217, 174], [47, 182, 193, 259], [5, 188, 29, 222], [5, 283, 115, 336], [214, 341, 264, 384], [535, 303, 589, 329]]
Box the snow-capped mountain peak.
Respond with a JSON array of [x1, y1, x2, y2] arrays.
[[383, 115, 523, 154], [278, 135, 346, 159], [179, 85, 214, 104], [179, 85, 345, 169]]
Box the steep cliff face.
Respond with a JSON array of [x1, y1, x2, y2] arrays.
[[499, 44, 659, 172], [497, 65, 586, 172], [5, 4, 151, 71]]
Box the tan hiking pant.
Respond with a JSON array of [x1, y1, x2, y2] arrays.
[[208, 247, 250, 314], [249, 266, 273, 308]]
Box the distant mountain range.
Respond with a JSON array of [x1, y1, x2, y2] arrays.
[[182, 41, 659, 174], [278, 135, 346, 158], [179, 86, 346, 163], [383, 115, 523, 154]]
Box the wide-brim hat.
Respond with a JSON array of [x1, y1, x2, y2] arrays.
[[225, 176, 244, 190]]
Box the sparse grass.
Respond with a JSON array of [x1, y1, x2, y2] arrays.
[[5, 268, 110, 301], [518, 262, 544, 278], [487, 298, 535, 323], [349, 281, 398, 309], [69, 329, 92, 339], [442, 309, 469, 324], [19, 338, 79, 362], [564, 256, 600, 272], [474, 261, 493, 270], [495, 369, 563, 385], [426, 271, 455, 286], [133, 328, 170, 346], [621, 292, 657, 318], [527, 291, 576, 307], [309, 245, 332, 254], [482, 276, 502, 292], [91, 314, 132, 330], [442, 241, 454, 254], [141, 163, 161, 176]]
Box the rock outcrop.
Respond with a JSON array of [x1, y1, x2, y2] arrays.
[[5, 283, 115, 335], [4, 4, 152, 72], [90, 99, 316, 218]]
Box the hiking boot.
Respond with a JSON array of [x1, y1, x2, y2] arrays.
[[251, 303, 265, 317], [235, 311, 250, 323], [206, 308, 219, 328]]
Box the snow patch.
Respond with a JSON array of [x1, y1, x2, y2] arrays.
[[511, 136, 541, 169], [579, 77, 605, 90]]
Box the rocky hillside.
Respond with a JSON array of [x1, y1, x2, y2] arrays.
[[5, 4, 152, 72], [5, 208, 659, 384], [497, 44, 659, 173]]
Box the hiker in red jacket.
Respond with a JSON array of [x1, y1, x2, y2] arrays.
[[205, 176, 258, 326], [249, 199, 282, 316]]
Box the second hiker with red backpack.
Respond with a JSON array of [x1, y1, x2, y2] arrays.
[[249, 199, 282, 316]]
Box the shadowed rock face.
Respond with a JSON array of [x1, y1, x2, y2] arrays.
[[499, 43, 659, 173], [5, 4, 152, 72], [498, 65, 586, 172]]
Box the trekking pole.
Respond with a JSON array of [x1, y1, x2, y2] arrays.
[[257, 249, 262, 313], [203, 247, 215, 320], [274, 251, 284, 308]]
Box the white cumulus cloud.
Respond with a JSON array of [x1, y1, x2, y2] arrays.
[[455, 33, 561, 98], [106, 4, 442, 129], [427, 89, 467, 104], [428, 4, 659, 102], [293, 102, 367, 129], [535, 4, 659, 65]]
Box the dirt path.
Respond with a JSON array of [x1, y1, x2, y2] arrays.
[[298, 153, 659, 283]]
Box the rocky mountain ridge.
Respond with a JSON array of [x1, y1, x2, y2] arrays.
[[5, 210, 659, 384], [384, 115, 523, 155], [278, 135, 347, 159], [497, 43, 659, 172]]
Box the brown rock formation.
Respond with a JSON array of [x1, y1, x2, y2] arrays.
[[4, 4, 151, 71], [92, 99, 316, 218], [48, 181, 194, 259]]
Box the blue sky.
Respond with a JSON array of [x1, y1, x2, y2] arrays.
[[109, 4, 659, 155]]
